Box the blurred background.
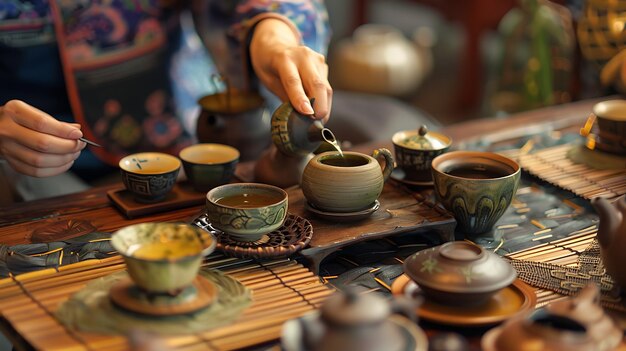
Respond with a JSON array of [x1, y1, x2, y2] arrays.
[[323, 0, 612, 126]]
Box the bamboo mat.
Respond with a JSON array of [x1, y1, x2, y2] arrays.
[[518, 144, 626, 201], [505, 227, 598, 308], [0, 254, 333, 351]]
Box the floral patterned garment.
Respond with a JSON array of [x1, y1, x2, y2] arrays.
[[0, 0, 330, 166]]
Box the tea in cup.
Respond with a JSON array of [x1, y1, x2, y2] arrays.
[[301, 149, 394, 212], [392, 125, 451, 182], [179, 143, 240, 192], [580, 99, 626, 155], [119, 152, 181, 203], [431, 151, 520, 234]]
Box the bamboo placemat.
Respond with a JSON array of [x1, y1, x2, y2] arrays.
[[505, 227, 598, 308], [518, 144, 626, 201], [0, 254, 333, 351]]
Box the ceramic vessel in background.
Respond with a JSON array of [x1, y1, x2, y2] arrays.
[[431, 151, 521, 235], [119, 152, 181, 203], [392, 125, 451, 182], [205, 183, 288, 242], [301, 149, 394, 213], [591, 195, 626, 292], [581, 100, 626, 155], [179, 143, 239, 192], [403, 241, 517, 306], [482, 309, 599, 351], [111, 222, 216, 294], [281, 288, 425, 351], [196, 90, 270, 161], [546, 284, 622, 351], [331, 24, 429, 96]]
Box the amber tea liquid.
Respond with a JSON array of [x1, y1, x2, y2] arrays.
[[445, 164, 510, 179], [320, 154, 368, 167], [216, 193, 283, 207]]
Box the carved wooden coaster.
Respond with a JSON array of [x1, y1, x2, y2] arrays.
[[107, 182, 206, 219], [193, 213, 313, 259]]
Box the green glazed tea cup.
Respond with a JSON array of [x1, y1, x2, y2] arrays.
[[205, 183, 288, 242], [431, 151, 520, 235]]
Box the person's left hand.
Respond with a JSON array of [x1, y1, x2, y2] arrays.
[[250, 18, 332, 122]]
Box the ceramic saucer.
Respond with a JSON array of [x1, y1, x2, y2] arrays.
[[391, 274, 536, 327], [109, 275, 216, 316], [305, 200, 380, 222], [281, 312, 428, 351], [390, 169, 434, 187]]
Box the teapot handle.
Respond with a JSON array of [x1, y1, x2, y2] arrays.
[[389, 295, 420, 324], [372, 148, 395, 182]]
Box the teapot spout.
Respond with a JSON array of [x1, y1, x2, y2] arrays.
[[591, 196, 622, 247]]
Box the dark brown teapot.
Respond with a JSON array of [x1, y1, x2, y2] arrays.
[[196, 89, 270, 161], [281, 289, 425, 351], [591, 196, 626, 292]]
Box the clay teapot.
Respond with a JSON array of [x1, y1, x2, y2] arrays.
[[546, 284, 622, 351], [196, 89, 270, 161], [482, 309, 599, 351], [591, 196, 626, 291], [282, 289, 421, 351], [254, 100, 338, 187]]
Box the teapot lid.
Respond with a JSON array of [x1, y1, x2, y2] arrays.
[[404, 242, 516, 294], [392, 125, 451, 151], [320, 289, 390, 326]]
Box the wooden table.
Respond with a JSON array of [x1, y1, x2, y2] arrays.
[[0, 96, 621, 350]]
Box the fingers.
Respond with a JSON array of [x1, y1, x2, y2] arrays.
[[2, 140, 81, 168], [6, 157, 76, 178], [3, 100, 83, 139], [276, 59, 313, 115], [274, 48, 332, 121]]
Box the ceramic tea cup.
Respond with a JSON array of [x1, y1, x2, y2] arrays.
[[404, 241, 517, 306], [205, 183, 288, 242], [301, 149, 394, 213], [580, 99, 626, 155], [119, 152, 181, 203], [179, 143, 240, 192], [392, 125, 451, 182], [111, 222, 216, 294], [431, 151, 520, 235]]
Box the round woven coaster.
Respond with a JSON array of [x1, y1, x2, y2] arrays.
[[213, 214, 313, 259]]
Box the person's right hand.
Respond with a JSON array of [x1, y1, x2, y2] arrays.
[[0, 100, 86, 177]]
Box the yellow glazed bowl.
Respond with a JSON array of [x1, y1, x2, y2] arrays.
[[111, 222, 216, 293]]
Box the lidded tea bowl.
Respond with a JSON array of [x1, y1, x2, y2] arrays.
[[392, 125, 451, 182], [403, 241, 516, 306]]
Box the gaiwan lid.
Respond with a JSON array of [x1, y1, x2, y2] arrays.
[[403, 242, 516, 293], [392, 125, 451, 151]]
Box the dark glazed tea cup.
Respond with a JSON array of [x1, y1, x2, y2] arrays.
[[431, 151, 520, 235], [179, 143, 240, 192], [119, 152, 181, 203]]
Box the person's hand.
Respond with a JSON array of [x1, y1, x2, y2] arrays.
[[250, 18, 332, 122], [0, 100, 86, 177]]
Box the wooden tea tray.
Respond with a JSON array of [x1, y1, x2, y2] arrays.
[[0, 254, 332, 351], [107, 182, 206, 219], [287, 182, 456, 273]]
